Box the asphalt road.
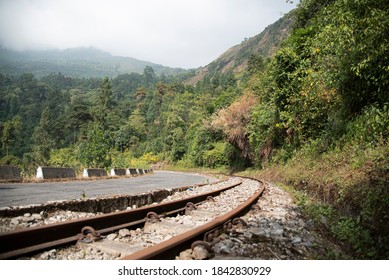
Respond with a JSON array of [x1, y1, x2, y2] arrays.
[[0, 171, 217, 208]]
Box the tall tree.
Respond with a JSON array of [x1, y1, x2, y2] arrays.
[[1, 116, 22, 156], [32, 107, 55, 164], [143, 66, 156, 88], [93, 77, 114, 129], [77, 127, 111, 168]]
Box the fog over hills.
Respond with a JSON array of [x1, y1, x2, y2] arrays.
[[0, 11, 293, 80], [0, 47, 188, 78]]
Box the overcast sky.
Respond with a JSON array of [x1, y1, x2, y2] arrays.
[[0, 0, 299, 69]]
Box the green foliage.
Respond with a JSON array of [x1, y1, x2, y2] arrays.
[[184, 122, 217, 167], [0, 0, 386, 168], [77, 127, 111, 168], [289, 184, 380, 259], [127, 109, 148, 140], [201, 142, 232, 168], [110, 150, 134, 168], [247, 54, 265, 74], [1, 115, 22, 156], [0, 154, 23, 168], [331, 217, 376, 258], [140, 152, 159, 164], [0, 1, 388, 258], [93, 77, 114, 129], [344, 104, 389, 145], [0, 47, 188, 78], [244, 0, 388, 167], [312, 0, 389, 115], [262, 137, 389, 258], [248, 102, 279, 164], [294, 0, 336, 28], [48, 147, 80, 170], [31, 107, 56, 164]]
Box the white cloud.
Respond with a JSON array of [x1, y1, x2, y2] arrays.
[[0, 0, 298, 68]]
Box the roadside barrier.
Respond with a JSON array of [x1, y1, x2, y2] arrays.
[[36, 166, 76, 179]]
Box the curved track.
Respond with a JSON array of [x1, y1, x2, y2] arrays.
[[0, 176, 265, 260], [123, 178, 265, 260]]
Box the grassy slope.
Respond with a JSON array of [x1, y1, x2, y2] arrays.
[[240, 140, 389, 259]]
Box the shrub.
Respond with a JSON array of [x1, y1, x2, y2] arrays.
[[202, 142, 231, 168]]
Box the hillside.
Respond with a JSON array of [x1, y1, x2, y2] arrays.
[[185, 13, 293, 85], [0, 47, 187, 78], [0, 13, 292, 81], [1, 0, 388, 259]]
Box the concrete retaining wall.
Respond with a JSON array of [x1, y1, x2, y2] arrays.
[[110, 168, 127, 176], [83, 168, 107, 178], [0, 165, 21, 181], [36, 167, 76, 179], [0, 185, 192, 217]]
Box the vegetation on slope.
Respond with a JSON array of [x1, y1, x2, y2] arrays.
[[185, 13, 294, 85], [0, 0, 387, 258]]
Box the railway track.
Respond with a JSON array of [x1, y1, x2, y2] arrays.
[[0, 176, 265, 260]]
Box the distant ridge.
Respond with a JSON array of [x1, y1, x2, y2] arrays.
[[0, 47, 187, 78], [185, 13, 294, 85], [0, 12, 293, 80]]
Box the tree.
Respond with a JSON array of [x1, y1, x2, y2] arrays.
[[77, 127, 111, 168], [161, 91, 195, 161], [145, 82, 169, 125], [1, 116, 22, 156], [93, 77, 114, 129], [294, 0, 336, 29], [32, 108, 55, 164], [210, 93, 257, 161], [128, 109, 147, 140], [248, 54, 265, 74], [143, 66, 156, 88], [314, 0, 389, 115], [66, 94, 93, 143]]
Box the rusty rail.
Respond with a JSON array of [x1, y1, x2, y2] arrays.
[[0, 180, 241, 259], [121, 178, 266, 260]]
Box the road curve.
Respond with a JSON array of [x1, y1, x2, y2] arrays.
[[0, 171, 217, 208]]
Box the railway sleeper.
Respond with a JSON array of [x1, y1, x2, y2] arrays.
[[143, 220, 194, 235], [77, 239, 142, 258]]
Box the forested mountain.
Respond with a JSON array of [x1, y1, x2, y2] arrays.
[[0, 47, 187, 78], [0, 0, 388, 259], [185, 13, 293, 85]]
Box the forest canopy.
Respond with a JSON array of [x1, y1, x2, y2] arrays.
[[0, 0, 387, 171]]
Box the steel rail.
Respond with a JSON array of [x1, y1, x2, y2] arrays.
[[121, 178, 266, 260], [0, 180, 241, 259]]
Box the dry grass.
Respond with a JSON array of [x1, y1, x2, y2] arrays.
[[240, 141, 389, 258]]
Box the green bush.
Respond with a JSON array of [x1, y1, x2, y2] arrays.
[[331, 217, 376, 258], [344, 104, 389, 146], [202, 142, 231, 168], [48, 147, 79, 169], [110, 150, 134, 168], [0, 155, 23, 168]]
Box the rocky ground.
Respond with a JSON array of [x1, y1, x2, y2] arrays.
[[0, 178, 238, 232], [25, 177, 260, 260], [0, 210, 104, 232], [2, 178, 345, 260], [178, 182, 345, 260]]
